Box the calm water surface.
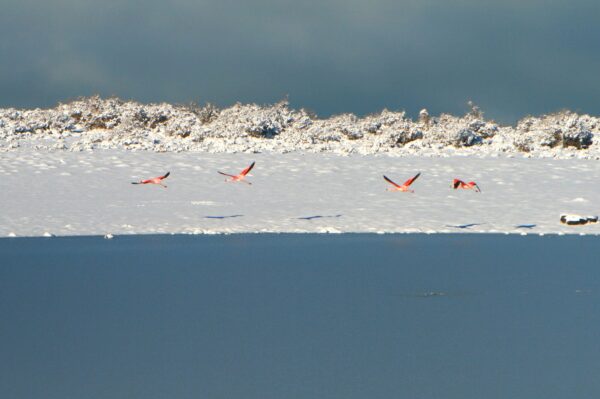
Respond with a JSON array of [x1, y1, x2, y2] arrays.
[[1, 234, 599, 399]]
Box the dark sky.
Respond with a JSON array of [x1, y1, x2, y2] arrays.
[[1, 0, 599, 122]]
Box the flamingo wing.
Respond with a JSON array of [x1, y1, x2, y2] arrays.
[[159, 172, 170, 180], [402, 172, 421, 187], [240, 161, 255, 176], [453, 179, 464, 189], [383, 175, 401, 188], [218, 171, 236, 178]]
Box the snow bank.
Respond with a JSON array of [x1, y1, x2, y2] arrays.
[[1, 97, 599, 158]]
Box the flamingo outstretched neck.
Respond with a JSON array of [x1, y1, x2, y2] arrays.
[[452, 178, 481, 192], [218, 162, 255, 184], [132, 172, 170, 188]]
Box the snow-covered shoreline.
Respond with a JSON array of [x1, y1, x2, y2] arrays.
[[1, 150, 599, 238], [1, 97, 599, 158], [3, 97, 599, 237]]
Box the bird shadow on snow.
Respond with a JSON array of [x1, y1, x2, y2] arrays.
[[297, 214, 343, 221], [515, 224, 537, 229], [204, 215, 244, 219], [445, 223, 485, 229]]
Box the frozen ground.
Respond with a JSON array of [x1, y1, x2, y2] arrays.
[[1, 150, 599, 237]]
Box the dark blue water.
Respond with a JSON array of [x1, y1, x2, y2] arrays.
[[1, 234, 599, 399]]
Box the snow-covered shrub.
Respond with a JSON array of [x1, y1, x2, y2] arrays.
[[332, 114, 363, 140], [468, 120, 498, 138], [454, 128, 483, 147], [512, 133, 534, 152], [422, 113, 488, 148], [515, 112, 596, 150], [418, 109, 430, 125], [382, 126, 423, 146], [1, 96, 599, 157], [196, 103, 220, 124], [563, 128, 593, 149], [358, 110, 423, 146], [211, 100, 295, 139], [64, 96, 123, 130]]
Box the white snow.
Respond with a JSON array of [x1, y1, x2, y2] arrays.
[[3, 97, 600, 237], [1, 150, 599, 237], [1, 96, 599, 158]]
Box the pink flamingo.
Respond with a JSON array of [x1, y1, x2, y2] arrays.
[[131, 172, 170, 188], [452, 178, 481, 192], [218, 162, 255, 184], [383, 172, 421, 192]]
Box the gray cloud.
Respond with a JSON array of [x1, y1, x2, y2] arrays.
[[1, 0, 599, 123]]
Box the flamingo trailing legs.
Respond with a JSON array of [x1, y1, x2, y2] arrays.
[[383, 172, 421, 193], [131, 172, 170, 188], [218, 162, 255, 185]]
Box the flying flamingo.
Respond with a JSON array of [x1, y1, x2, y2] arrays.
[[383, 172, 421, 192], [452, 178, 481, 192], [131, 172, 170, 188], [218, 161, 255, 184]]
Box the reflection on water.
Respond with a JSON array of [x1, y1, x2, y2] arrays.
[[1, 234, 599, 399]]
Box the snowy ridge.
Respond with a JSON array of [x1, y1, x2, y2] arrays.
[[1, 97, 599, 158]]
